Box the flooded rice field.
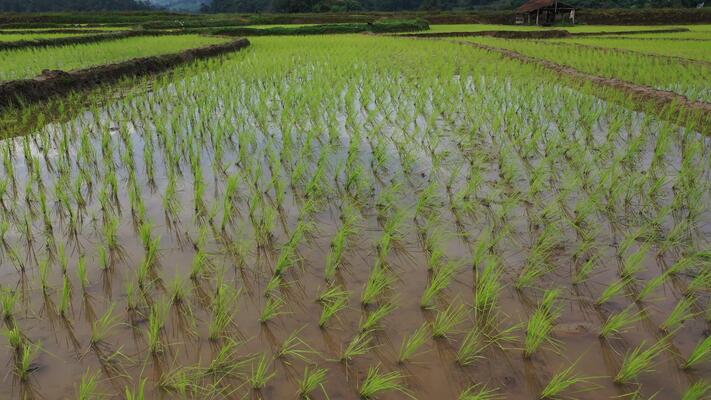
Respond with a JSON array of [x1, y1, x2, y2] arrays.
[[0, 36, 710, 399]]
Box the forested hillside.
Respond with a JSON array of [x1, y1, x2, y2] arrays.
[[203, 0, 705, 13]]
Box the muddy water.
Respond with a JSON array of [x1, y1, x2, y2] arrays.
[[0, 36, 710, 400]]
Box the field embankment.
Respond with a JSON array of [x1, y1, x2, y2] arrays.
[[0, 37, 249, 109]]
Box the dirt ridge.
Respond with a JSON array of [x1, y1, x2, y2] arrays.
[[571, 28, 689, 36], [397, 27, 689, 39], [451, 39, 711, 132], [398, 30, 570, 39], [0, 38, 250, 110]]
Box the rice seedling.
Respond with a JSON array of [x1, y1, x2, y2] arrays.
[[249, 353, 275, 390], [77, 370, 100, 400], [361, 263, 396, 305], [539, 359, 597, 399], [457, 324, 487, 366], [359, 301, 397, 332], [615, 338, 670, 384], [90, 304, 120, 345], [341, 331, 374, 362], [458, 384, 504, 400], [431, 303, 467, 339], [599, 306, 643, 338], [260, 295, 287, 323], [474, 256, 504, 313], [358, 364, 411, 399], [298, 366, 328, 400], [682, 381, 711, 400], [0, 288, 17, 322], [17, 342, 40, 382], [276, 329, 316, 363], [421, 260, 460, 308], [147, 300, 169, 355], [3, 326, 24, 352], [596, 278, 630, 306], [125, 378, 147, 400], [398, 322, 430, 363], [684, 335, 711, 369], [318, 285, 350, 327], [660, 296, 696, 332], [59, 275, 72, 318], [524, 289, 562, 358]]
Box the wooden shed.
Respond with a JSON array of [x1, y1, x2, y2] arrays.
[[515, 0, 576, 26]]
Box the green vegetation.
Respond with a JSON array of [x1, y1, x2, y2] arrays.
[[466, 36, 711, 101], [0, 34, 227, 81]]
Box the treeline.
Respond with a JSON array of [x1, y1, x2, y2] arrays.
[[0, 0, 151, 12], [203, 0, 707, 13]]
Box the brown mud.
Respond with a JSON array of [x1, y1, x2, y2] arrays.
[[452, 39, 711, 133], [0, 38, 250, 110]]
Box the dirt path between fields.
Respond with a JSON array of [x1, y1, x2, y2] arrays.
[[451, 39, 711, 132], [0, 38, 250, 110]]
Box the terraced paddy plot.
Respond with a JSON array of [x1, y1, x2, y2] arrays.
[[554, 37, 711, 62], [0, 34, 228, 81], [0, 33, 90, 42], [0, 34, 710, 400], [466, 36, 711, 102]]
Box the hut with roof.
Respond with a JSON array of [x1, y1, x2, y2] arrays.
[[515, 0, 576, 25]]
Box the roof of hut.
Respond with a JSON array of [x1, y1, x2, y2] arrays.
[[517, 0, 575, 13]]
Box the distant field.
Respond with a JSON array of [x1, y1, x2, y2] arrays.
[[554, 37, 711, 61], [422, 24, 694, 34], [0, 33, 88, 41], [0, 34, 228, 81], [466, 36, 711, 102]]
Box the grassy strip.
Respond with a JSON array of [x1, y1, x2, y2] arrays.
[[210, 20, 429, 36], [0, 37, 249, 109]]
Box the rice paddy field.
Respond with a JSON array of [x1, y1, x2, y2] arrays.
[[0, 22, 710, 400], [0, 35, 228, 81], [0, 33, 91, 42]]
